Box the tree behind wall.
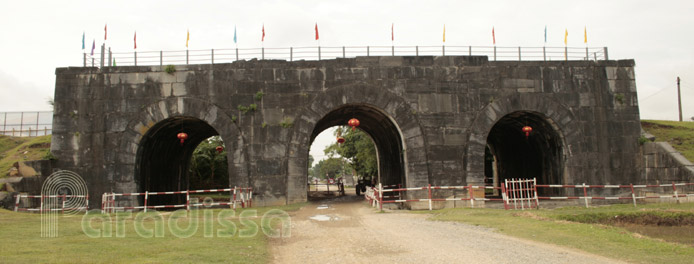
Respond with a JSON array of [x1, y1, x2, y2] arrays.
[[189, 136, 228, 189]]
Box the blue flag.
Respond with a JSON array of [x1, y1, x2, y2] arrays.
[[91, 39, 95, 55], [82, 32, 85, 50], [234, 25, 237, 44]]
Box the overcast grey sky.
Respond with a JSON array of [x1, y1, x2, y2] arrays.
[[1, 0, 692, 163]]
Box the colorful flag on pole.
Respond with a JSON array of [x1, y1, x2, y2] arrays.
[[104, 24, 107, 41], [134, 31, 137, 50], [262, 24, 265, 42], [584, 26, 587, 44], [234, 25, 237, 44], [186, 29, 190, 48], [492, 27, 496, 45], [82, 32, 85, 50], [391, 23, 394, 41], [315, 23, 319, 40], [544, 26, 547, 44], [91, 39, 95, 55], [113, 58, 116, 67], [564, 29, 568, 45], [443, 25, 446, 43]]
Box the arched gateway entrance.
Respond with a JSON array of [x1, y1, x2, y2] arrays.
[[466, 95, 581, 197], [309, 104, 406, 188], [484, 111, 564, 196]]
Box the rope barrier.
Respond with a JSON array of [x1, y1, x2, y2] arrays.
[[101, 187, 253, 213], [13, 194, 89, 213], [363, 180, 694, 210]]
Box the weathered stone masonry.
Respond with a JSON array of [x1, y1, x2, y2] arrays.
[[52, 56, 647, 208]]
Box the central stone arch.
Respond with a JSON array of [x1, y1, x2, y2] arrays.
[[465, 94, 582, 189], [115, 97, 243, 204], [285, 84, 429, 204]]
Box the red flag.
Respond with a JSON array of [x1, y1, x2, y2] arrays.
[[315, 23, 319, 40], [492, 27, 496, 45], [391, 23, 394, 41], [134, 31, 137, 49], [104, 24, 107, 40], [262, 24, 265, 42]]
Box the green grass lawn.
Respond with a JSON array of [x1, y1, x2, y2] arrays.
[[641, 120, 694, 162], [0, 203, 304, 264], [420, 203, 694, 264]]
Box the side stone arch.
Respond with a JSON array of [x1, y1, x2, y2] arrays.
[[114, 96, 244, 195], [464, 93, 583, 185], [284, 83, 430, 203]]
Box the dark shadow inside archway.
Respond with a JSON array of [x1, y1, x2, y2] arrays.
[[309, 104, 405, 191], [485, 111, 564, 196], [135, 116, 221, 206]]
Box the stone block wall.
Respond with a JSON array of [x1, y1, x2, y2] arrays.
[[51, 56, 652, 208]]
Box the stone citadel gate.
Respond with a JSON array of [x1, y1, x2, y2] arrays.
[[51, 55, 642, 207]]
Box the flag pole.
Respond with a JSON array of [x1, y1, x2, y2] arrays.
[[391, 23, 394, 56]]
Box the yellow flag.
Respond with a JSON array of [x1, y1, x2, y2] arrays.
[[584, 26, 587, 43], [564, 29, 568, 45], [443, 24, 446, 42], [186, 30, 190, 48]]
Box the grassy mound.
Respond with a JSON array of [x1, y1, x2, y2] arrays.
[[641, 120, 694, 162], [0, 135, 52, 177]]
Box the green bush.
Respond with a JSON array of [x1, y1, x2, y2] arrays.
[[164, 65, 176, 74]]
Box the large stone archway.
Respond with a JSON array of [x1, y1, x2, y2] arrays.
[[465, 94, 582, 187], [115, 97, 243, 198], [285, 84, 429, 204]]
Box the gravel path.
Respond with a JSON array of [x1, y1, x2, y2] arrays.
[[270, 195, 622, 264]]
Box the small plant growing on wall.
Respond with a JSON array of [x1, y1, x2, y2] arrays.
[[615, 93, 625, 105], [280, 117, 294, 128], [164, 65, 176, 74], [249, 104, 257, 111], [237, 105, 250, 114], [638, 136, 649, 145], [254, 91, 264, 100]]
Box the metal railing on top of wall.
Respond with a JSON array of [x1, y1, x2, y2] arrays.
[[0, 111, 53, 137], [84, 45, 609, 68]]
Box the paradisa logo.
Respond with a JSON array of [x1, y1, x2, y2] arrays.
[[81, 208, 291, 238]]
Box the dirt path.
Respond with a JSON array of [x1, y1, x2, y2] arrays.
[[270, 194, 624, 264]]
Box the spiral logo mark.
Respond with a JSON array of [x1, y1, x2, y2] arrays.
[[41, 170, 88, 238]]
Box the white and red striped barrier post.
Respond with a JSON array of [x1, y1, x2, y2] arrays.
[[61, 194, 66, 214], [233, 187, 237, 210], [533, 178, 540, 209], [468, 184, 474, 208], [427, 184, 433, 211], [672, 182, 680, 203], [143, 191, 149, 213], [14, 194, 21, 212], [85, 194, 89, 214], [501, 183, 509, 210], [582, 183, 589, 208], [249, 189, 253, 208], [242, 187, 246, 208], [378, 183, 383, 211], [630, 184, 637, 207], [40, 195, 44, 214], [186, 190, 190, 211]]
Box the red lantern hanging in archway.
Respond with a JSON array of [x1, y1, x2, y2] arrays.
[[336, 136, 345, 144], [522, 126, 533, 138], [347, 118, 360, 131], [177, 132, 188, 145], [215, 146, 224, 154]]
